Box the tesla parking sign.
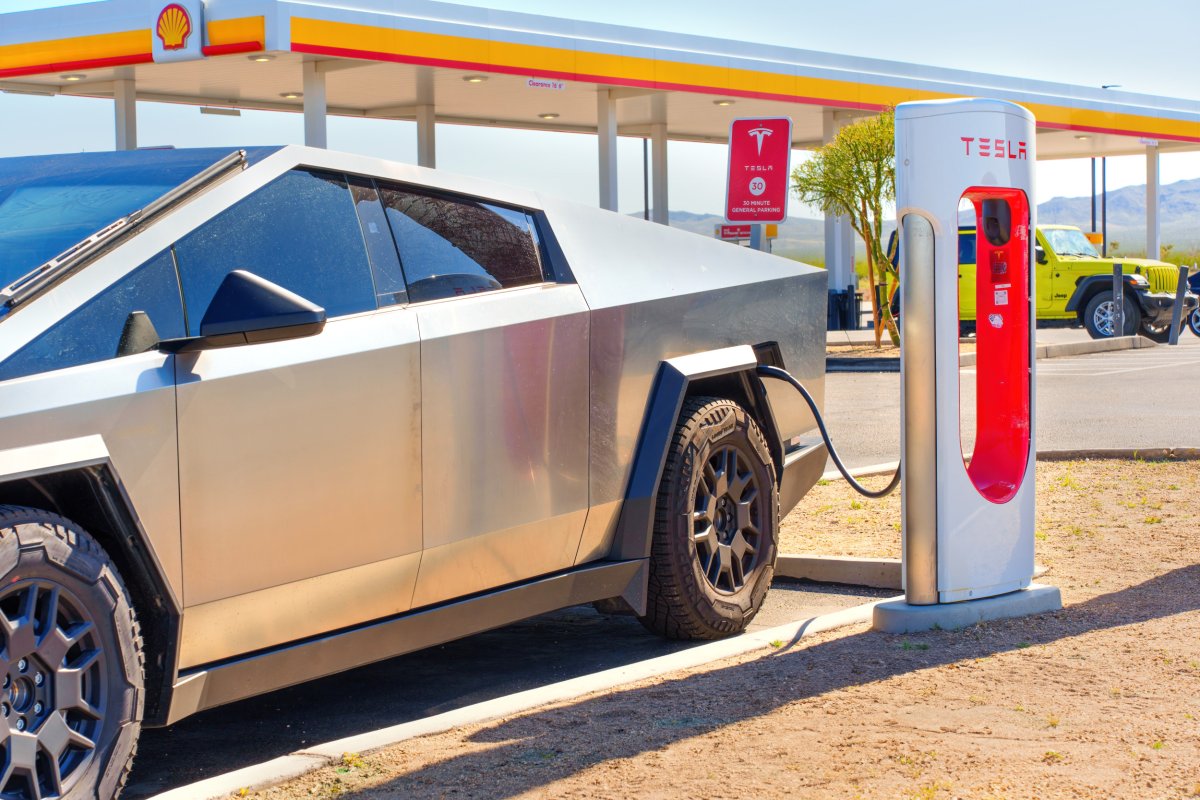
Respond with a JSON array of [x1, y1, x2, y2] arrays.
[[725, 117, 792, 223]]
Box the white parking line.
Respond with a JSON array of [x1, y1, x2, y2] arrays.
[[1038, 350, 1200, 377], [959, 347, 1200, 378]]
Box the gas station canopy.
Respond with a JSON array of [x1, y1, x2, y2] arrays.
[[2, 0, 1199, 157]]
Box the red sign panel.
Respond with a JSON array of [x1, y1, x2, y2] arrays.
[[717, 224, 752, 240], [725, 117, 792, 224]]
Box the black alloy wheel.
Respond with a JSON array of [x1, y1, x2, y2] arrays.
[[692, 444, 766, 595], [0, 507, 142, 800]]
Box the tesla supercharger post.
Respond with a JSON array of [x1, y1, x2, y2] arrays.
[[873, 98, 1062, 633]]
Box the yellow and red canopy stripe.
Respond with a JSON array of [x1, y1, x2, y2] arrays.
[[0, 29, 151, 80], [290, 16, 1200, 144], [203, 16, 264, 57]]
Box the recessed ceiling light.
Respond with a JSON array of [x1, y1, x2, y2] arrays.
[[247, 54, 275, 63], [462, 74, 488, 83], [538, 112, 559, 120], [1074, 134, 1091, 141], [713, 99, 735, 107], [60, 74, 86, 82], [280, 91, 303, 99]]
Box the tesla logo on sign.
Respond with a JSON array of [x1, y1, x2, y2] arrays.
[[156, 3, 192, 50], [725, 117, 792, 224], [748, 126, 773, 155]]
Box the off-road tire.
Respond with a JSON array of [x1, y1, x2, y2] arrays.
[[1083, 292, 1140, 339], [1187, 306, 1200, 338], [639, 397, 778, 640], [0, 506, 143, 799]]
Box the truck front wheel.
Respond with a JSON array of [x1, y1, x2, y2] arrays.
[[0, 506, 143, 800], [640, 397, 779, 640], [1083, 292, 1141, 339]]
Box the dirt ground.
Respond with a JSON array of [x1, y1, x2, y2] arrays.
[[247, 459, 1199, 800]]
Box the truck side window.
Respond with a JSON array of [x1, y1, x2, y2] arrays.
[[0, 250, 186, 382], [377, 184, 546, 303], [173, 169, 378, 335]]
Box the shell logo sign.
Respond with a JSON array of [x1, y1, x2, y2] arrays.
[[156, 4, 193, 51]]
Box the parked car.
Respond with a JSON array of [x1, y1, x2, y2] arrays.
[[959, 225, 1196, 341], [0, 146, 827, 797], [888, 226, 1197, 340]]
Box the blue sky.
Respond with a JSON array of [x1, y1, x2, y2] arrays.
[[2, 0, 1199, 218]]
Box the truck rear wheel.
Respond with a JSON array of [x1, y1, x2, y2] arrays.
[[0, 506, 143, 800], [640, 397, 778, 640], [1083, 292, 1140, 339]]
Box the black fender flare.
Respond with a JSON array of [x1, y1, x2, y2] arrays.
[[0, 436, 182, 726], [1066, 274, 1149, 315], [607, 344, 784, 564]]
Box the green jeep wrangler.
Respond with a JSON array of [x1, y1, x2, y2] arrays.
[[958, 224, 1196, 341]]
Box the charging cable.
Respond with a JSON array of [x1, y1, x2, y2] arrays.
[[757, 364, 901, 499]]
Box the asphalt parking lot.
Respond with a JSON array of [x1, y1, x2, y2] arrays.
[[826, 329, 1200, 469]]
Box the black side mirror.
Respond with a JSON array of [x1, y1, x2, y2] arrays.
[[160, 270, 326, 353], [1034, 245, 1047, 265]]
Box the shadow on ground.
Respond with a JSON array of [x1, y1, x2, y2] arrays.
[[125, 581, 888, 797], [334, 566, 1199, 799]]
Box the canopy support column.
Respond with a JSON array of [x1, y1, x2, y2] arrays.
[[650, 122, 669, 225], [303, 61, 327, 149], [416, 105, 436, 168], [823, 110, 856, 327], [597, 89, 618, 211], [114, 78, 137, 151], [649, 94, 668, 225], [415, 67, 435, 168], [1145, 142, 1160, 260]]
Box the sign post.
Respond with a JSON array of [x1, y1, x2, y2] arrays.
[[725, 117, 792, 252]]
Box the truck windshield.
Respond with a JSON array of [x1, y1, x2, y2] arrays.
[[1042, 228, 1100, 258], [0, 147, 279, 291]]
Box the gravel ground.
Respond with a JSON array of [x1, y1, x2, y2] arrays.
[[239, 459, 1200, 800]]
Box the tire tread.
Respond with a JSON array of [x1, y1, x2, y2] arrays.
[[0, 504, 144, 799], [640, 397, 778, 641]]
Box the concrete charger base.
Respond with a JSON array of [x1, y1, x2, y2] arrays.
[[871, 583, 1062, 633]]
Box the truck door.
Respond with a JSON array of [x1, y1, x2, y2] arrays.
[[372, 184, 591, 609], [1034, 229, 1058, 312], [172, 169, 423, 669], [958, 228, 977, 320]]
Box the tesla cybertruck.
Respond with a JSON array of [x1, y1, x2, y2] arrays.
[[0, 145, 826, 796]]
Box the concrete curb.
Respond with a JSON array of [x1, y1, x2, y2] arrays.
[[1037, 447, 1200, 461], [777, 556, 1049, 590], [146, 597, 892, 800], [829, 333, 1154, 372], [820, 447, 1200, 485], [777, 555, 901, 589]]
